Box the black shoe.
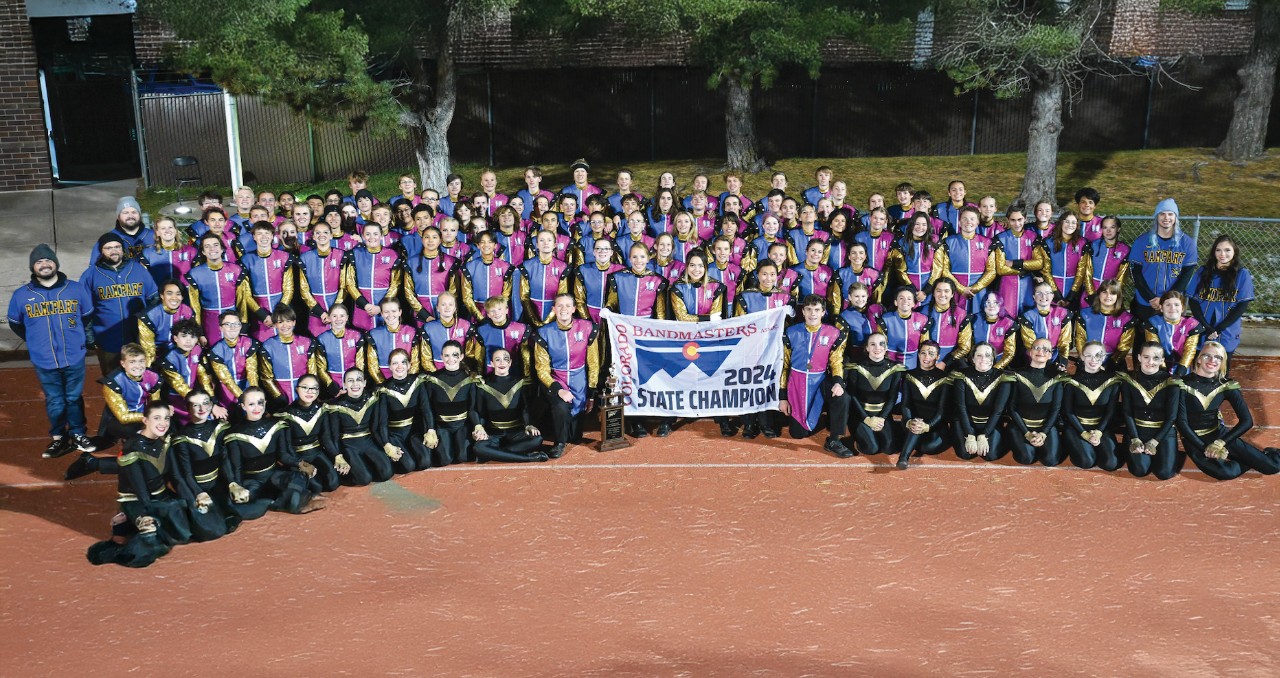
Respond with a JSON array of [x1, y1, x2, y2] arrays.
[[65, 451, 99, 480], [895, 456, 910, 470], [762, 428, 780, 439], [718, 422, 738, 437], [42, 437, 70, 459], [547, 444, 566, 459], [824, 438, 854, 458], [742, 425, 760, 440], [71, 434, 96, 453], [629, 426, 648, 439], [529, 452, 550, 462], [655, 424, 672, 437]]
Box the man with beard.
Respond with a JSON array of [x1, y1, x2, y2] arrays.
[[81, 233, 157, 369], [88, 197, 154, 264], [8, 245, 97, 458]]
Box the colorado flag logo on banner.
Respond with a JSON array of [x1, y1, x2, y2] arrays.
[[602, 306, 791, 417]]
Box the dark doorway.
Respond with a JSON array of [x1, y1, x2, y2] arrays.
[[31, 14, 140, 185]]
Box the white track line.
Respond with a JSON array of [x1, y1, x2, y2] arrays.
[[0, 462, 1216, 490]]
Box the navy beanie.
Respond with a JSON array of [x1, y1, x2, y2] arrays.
[[98, 232, 126, 253], [29, 243, 58, 272]]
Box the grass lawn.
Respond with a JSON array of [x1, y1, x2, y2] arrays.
[[141, 147, 1280, 219]]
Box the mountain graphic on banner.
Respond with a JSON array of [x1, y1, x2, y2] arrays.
[[635, 338, 740, 382]]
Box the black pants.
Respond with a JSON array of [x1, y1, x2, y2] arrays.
[[741, 410, 780, 435], [952, 426, 1005, 462], [1009, 427, 1064, 466], [546, 396, 585, 445], [475, 429, 545, 462], [433, 420, 473, 466], [1063, 430, 1122, 471], [787, 383, 849, 440], [897, 423, 951, 465], [341, 436, 394, 486], [1183, 431, 1280, 481], [1125, 429, 1183, 480], [850, 417, 895, 456]]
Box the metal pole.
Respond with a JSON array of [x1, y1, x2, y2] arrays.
[[306, 105, 318, 183], [486, 72, 495, 167], [223, 90, 243, 189], [970, 90, 979, 155], [1142, 68, 1155, 149], [810, 78, 819, 157], [649, 70, 657, 161], [1193, 215, 1200, 248], [129, 69, 149, 188]]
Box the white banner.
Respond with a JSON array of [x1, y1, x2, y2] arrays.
[[602, 306, 792, 417]]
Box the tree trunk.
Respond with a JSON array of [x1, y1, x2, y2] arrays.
[[410, 21, 459, 191], [1020, 71, 1064, 208], [724, 76, 766, 173], [1216, 1, 1280, 164]]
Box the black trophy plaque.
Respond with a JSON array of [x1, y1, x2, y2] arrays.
[[598, 371, 631, 452]]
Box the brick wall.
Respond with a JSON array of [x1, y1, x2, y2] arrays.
[[0, 2, 50, 191], [1111, 0, 1253, 57]]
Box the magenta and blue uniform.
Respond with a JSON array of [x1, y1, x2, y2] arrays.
[[736, 288, 793, 315], [783, 323, 844, 431], [615, 231, 655, 259], [138, 302, 194, 357], [315, 328, 364, 385], [208, 335, 259, 408], [298, 247, 345, 338], [160, 344, 205, 424], [420, 318, 471, 371], [346, 245, 401, 331], [142, 244, 197, 287], [610, 270, 667, 318], [241, 248, 295, 340], [520, 255, 569, 326], [925, 303, 970, 362], [1045, 237, 1089, 304], [707, 262, 743, 307], [367, 323, 418, 378], [876, 310, 931, 369], [515, 188, 555, 219], [260, 335, 313, 402], [994, 229, 1043, 314], [186, 262, 245, 344], [1077, 307, 1134, 361], [942, 232, 994, 312], [671, 280, 725, 319], [971, 312, 1015, 360], [854, 230, 895, 273], [1147, 315, 1202, 376], [836, 265, 881, 310], [576, 263, 622, 322], [790, 263, 836, 302], [462, 256, 512, 320], [649, 258, 686, 284], [788, 228, 829, 261], [838, 307, 875, 348], [1089, 239, 1130, 290], [536, 318, 598, 416], [893, 236, 938, 292], [1020, 307, 1073, 361], [403, 252, 457, 322], [470, 319, 529, 373]]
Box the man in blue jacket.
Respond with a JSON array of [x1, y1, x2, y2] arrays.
[[81, 232, 158, 369], [7, 245, 97, 458], [87, 196, 154, 264]]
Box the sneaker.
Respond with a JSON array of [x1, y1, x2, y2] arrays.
[[71, 434, 96, 453], [42, 437, 69, 459], [655, 424, 672, 437], [64, 451, 99, 480], [823, 437, 854, 458]]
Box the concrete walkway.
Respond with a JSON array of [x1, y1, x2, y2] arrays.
[[1, 177, 1278, 362]]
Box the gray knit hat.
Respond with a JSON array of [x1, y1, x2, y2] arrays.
[[117, 196, 141, 215], [29, 243, 58, 272]]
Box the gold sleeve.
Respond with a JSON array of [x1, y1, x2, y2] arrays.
[[654, 283, 668, 320], [1056, 319, 1074, 359], [280, 259, 296, 305], [210, 358, 244, 397], [409, 340, 422, 375], [709, 288, 724, 318], [1073, 316, 1086, 357], [187, 283, 203, 323], [534, 340, 554, 389], [196, 363, 215, 397], [1072, 253, 1092, 296], [500, 274, 513, 313], [419, 335, 435, 373], [387, 266, 402, 299], [827, 277, 841, 313], [402, 269, 423, 315], [342, 261, 360, 303], [244, 351, 259, 387], [103, 385, 143, 425], [932, 246, 953, 287], [162, 365, 192, 397], [828, 331, 847, 380], [1028, 243, 1049, 274], [1117, 324, 1136, 357], [307, 349, 319, 379], [364, 341, 380, 379], [670, 290, 694, 321], [519, 274, 537, 325], [993, 247, 1017, 277], [1019, 320, 1036, 355], [460, 272, 481, 320], [573, 271, 589, 319], [779, 341, 791, 392], [786, 242, 799, 267], [259, 354, 281, 399], [138, 320, 157, 366], [1115, 261, 1130, 288], [1180, 331, 1201, 370], [741, 249, 758, 273], [996, 334, 1017, 370], [465, 334, 484, 369], [885, 249, 905, 288], [235, 278, 251, 320], [1144, 327, 1159, 345], [952, 323, 974, 364], [314, 350, 332, 387], [520, 337, 533, 381], [605, 279, 619, 312], [586, 327, 601, 388]]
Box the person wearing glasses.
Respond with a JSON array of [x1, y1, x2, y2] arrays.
[[1177, 342, 1280, 480], [280, 374, 340, 493], [1006, 338, 1067, 466], [206, 310, 261, 413], [1018, 281, 1073, 370]]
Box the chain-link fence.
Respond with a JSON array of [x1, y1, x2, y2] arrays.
[[1113, 215, 1280, 316]]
